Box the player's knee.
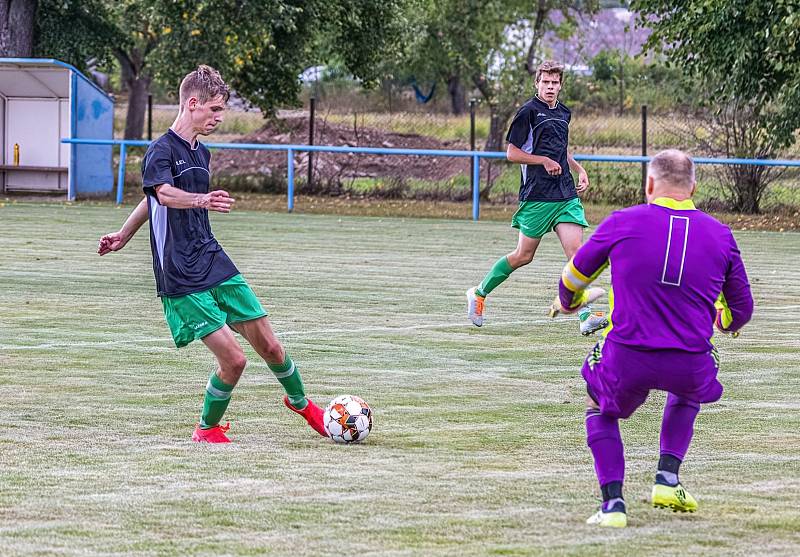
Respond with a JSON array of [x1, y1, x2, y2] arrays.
[[262, 340, 285, 363], [230, 354, 248, 376], [510, 250, 534, 267], [563, 242, 581, 259]]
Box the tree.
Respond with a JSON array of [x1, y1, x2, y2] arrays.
[[0, 0, 37, 56], [403, 2, 598, 150], [34, 0, 120, 72], [632, 0, 800, 213], [396, 1, 598, 199], [33, 0, 408, 139]]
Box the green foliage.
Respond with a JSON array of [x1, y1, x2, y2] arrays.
[[398, 2, 599, 97], [632, 0, 800, 150], [34, 0, 409, 115], [34, 0, 121, 70], [632, 0, 800, 212], [560, 52, 685, 112], [394, 1, 599, 158]]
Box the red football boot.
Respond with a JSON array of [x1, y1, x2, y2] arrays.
[[283, 396, 329, 437], [192, 422, 231, 443]]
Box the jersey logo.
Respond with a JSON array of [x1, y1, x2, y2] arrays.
[[537, 113, 546, 117], [176, 159, 187, 165]]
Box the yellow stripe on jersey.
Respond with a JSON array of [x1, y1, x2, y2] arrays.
[[561, 267, 583, 292], [568, 260, 592, 284], [562, 259, 609, 293]]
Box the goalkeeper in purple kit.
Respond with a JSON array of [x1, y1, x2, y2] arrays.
[[553, 149, 753, 527]]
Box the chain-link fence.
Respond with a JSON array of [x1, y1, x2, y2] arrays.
[[204, 93, 800, 213]]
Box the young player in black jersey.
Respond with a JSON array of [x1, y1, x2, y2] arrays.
[[98, 66, 326, 443]]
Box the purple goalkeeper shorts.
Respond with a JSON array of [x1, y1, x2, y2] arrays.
[[582, 339, 723, 419]]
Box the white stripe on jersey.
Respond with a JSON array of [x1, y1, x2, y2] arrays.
[[172, 166, 210, 179], [150, 201, 167, 270]]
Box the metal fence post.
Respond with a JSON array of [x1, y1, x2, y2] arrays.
[[287, 148, 295, 212], [641, 105, 647, 202], [308, 97, 315, 189], [472, 154, 480, 221], [469, 99, 476, 188], [116, 142, 127, 205]]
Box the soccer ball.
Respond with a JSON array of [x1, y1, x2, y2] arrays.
[[323, 395, 373, 443]]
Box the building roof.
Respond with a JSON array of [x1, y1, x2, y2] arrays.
[[0, 58, 112, 101]]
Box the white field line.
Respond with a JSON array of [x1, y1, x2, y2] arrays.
[[4, 315, 799, 352], [0, 318, 553, 351]]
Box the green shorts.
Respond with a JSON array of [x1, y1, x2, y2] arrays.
[[511, 198, 588, 239], [161, 274, 268, 348]]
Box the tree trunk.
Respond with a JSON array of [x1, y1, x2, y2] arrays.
[[730, 165, 763, 214], [485, 104, 503, 152], [525, 0, 550, 75], [0, 0, 37, 56], [477, 103, 518, 200], [117, 48, 152, 140], [484, 103, 515, 153], [124, 75, 151, 139], [447, 75, 465, 115]]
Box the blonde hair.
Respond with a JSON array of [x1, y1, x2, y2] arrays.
[[535, 60, 565, 83], [179, 65, 230, 106], [648, 149, 695, 188]]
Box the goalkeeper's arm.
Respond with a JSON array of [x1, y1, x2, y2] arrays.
[[554, 258, 609, 315], [552, 213, 616, 316], [714, 234, 754, 335]]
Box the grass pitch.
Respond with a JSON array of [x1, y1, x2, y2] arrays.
[[1, 203, 798, 556]]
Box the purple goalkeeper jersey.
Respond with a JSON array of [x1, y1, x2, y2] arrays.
[[559, 198, 753, 352]]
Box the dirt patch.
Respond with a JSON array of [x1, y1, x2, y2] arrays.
[[210, 113, 475, 188], [712, 210, 800, 232]]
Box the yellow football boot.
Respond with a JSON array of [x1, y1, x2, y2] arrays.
[[586, 509, 627, 528], [652, 483, 698, 513]]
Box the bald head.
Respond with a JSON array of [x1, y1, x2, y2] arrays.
[[646, 149, 696, 202]]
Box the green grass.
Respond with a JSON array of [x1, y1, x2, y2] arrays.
[[1, 203, 798, 556]]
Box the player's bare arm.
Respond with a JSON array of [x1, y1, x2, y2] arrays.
[[97, 196, 149, 255], [506, 144, 561, 175], [567, 151, 589, 193], [154, 183, 235, 212]]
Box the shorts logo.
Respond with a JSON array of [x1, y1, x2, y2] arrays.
[[192, 321, 208, 330], [176, 159, 187, 165], [587, 341, 603, 370]]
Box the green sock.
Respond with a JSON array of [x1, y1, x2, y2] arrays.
[[477, 256, 514, 297], [269, 354, 307, 410], [200, 372, 234, 429]]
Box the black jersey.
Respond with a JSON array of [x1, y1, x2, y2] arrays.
[[505, 96, 576, 202], [141, 129, 239, 297]]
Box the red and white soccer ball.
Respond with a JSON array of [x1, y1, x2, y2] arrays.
[[323, 395, 373, 443]]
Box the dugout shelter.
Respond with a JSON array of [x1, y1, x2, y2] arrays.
[[0, 58, 114, 200]]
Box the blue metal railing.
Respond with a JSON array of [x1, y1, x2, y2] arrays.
[[61, 138, 800, 220]]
